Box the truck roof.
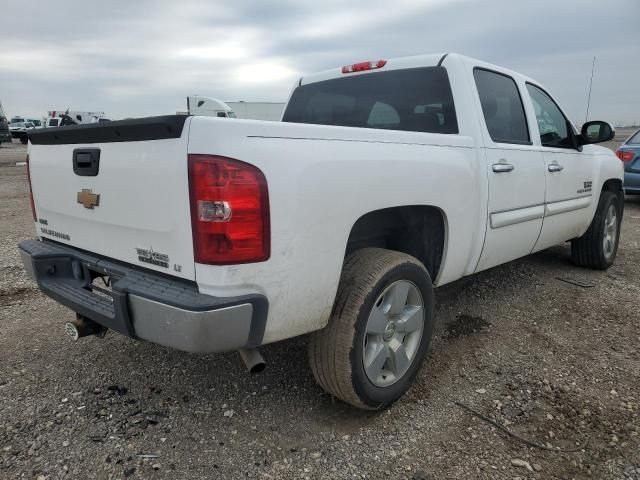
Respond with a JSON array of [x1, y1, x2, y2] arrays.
[[300, 53, 539, 87]]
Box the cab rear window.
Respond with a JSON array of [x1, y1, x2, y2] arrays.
[[283, 67, 458, 134]]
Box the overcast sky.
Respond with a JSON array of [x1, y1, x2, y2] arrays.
[[1, 0, 639, 125]]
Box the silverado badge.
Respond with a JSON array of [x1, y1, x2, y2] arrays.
[[77, 189, 100, 209]]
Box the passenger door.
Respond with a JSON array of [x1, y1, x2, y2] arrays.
[[473, 68, 546, 272], [525, 84, 595, 252]]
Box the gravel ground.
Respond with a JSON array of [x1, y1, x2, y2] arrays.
[[1, 139, 639, 480]]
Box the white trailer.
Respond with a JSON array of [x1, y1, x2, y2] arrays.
[[186, 96, 235, 118], [186, 96, 285, 121], [226, 101, 285, 121], [47, 110, 106, 127]]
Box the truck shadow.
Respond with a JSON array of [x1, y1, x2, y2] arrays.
[[624, 194, 640, 206], [119, 242, 579, 446], [21, 234, 623, 459]]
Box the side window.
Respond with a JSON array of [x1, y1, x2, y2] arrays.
[[474, 69, 530, 145], [526, 84, 574, 149]]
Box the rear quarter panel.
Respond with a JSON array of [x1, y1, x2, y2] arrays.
[[188, 117, 483, 343]]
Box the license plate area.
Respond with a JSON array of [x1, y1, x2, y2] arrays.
[[88, 272, 114, 303]]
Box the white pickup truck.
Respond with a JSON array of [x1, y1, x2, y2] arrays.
[[21, 53, 623, 410]]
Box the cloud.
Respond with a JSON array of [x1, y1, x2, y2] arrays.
[[0, 0, 638, 124]]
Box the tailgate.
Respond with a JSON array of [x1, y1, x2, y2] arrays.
[[27, 116, 195, 280]]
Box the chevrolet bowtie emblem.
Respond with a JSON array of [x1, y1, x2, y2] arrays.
[[77, 189, 100, 209]]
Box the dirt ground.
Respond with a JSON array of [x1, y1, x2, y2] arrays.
[[0, 137, 638, 480]]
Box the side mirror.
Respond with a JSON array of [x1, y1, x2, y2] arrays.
[[580, 121, 615, 145]]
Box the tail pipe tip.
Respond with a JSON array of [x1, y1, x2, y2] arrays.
[[64, 315, 107, 341], [238, 348, 265, 374]]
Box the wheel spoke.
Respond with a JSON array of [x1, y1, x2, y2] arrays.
[[387, 282, 410, 315], [365, 343, 389, 379], [388, 343, 410, 376], [362, 279, 426, 387], [396, 305, 423, 333], [366, 306, 388, 335]]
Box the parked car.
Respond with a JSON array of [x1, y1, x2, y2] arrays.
[[616, 128, 640, 194], [0, 116, 11, 146], [21, 53, 623, 410], [9, 122, 36, 144], [0, 101, 11, 146]]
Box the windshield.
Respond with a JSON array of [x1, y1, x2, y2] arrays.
[[628, 129, 640, 145], [283, 66, 458, 134], [11, 122, 26, 127], [227, 111, 237, 118]]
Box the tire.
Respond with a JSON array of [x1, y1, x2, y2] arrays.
[[571, 190, 622, 270], [308, 248, 434, 410], [20, 135, 28, 145]]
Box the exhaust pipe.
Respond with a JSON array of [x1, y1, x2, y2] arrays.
[[64, 315, 107, 341], [238, 348, 265, 374]]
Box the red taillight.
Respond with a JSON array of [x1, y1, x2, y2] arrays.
[[616, 149, 634, 162], [342, 59, 387, 74], [188, 154, 270, 265], [25, 154, 36, 221]]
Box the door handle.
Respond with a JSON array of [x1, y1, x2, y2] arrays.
[[492, 162, 514, 173], [548, 163, 564, 172]]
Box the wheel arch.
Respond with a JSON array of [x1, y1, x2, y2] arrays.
[[344, 205, 448, 284], [601, 177, 624, 207]]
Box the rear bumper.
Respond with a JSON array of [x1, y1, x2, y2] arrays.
[[18, 239, 268, 353], [624, 171, 640, 194]]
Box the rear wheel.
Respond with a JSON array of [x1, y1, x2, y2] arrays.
[[20, 135, 28, 145], [308, 248, 434, 410], [571, 191, 622, 269]]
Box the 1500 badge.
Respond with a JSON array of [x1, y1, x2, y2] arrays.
[[135, 247, 169, 268], [577, 180, 592, 195]]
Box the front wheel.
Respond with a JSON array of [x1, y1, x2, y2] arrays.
[[308, 248, 434, 410], [571, 190, 622, 269]]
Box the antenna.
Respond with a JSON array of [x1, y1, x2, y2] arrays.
[[585, 56, 596, 124]]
